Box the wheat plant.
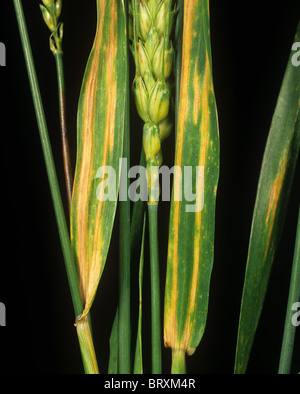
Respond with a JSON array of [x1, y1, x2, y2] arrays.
[[11, 0, 300, 374]]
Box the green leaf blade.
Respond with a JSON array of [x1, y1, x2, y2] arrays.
[[234, 22, 300, 374], [71, 0, 127, 319], [108, 310, 119, 374], [164, 0, 220, 366]]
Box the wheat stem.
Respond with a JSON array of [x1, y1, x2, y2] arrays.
[[40, 0, 73, 214], [54, 53, 73, 214], [148, 204, 162, 374]]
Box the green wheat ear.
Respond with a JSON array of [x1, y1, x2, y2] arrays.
[[40, 0, 63, 54], [131, 0, 175, 202]]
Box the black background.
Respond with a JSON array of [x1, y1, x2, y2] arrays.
[[0, 0, 300, 374]]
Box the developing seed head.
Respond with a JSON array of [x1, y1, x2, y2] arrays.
[[40, 0, 63, 54], [132, 0, 174, 117], [41, 0, 61, 14], [131, 0, 174, 179], [40, 0, 62, 32]]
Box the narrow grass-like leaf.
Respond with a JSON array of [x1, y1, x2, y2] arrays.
[[39, 0, 73, 213], [13, 0, 98, 374], [108, 197, 147, 375], [76, 316, 99, 373], [164, 0, 220, 372], [108, 310, 119, 374], [174, 0, 183, 135], [54, 52, 73, 214], [71, 0, 127, 324], [234, 22, 300, 374], [118, 30, 131, 372], [133, 214, 146, 374], [279, 200, 300, 374]]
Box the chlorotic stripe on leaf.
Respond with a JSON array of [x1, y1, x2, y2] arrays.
[[164, 0, 219, 371], [71, 0, 127, 321], [234, 22, 300, 374]]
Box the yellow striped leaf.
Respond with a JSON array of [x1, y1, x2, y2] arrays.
[[164, 0, 219, 371], [71, 0, 127, 320], [234, 23, 300, 374]]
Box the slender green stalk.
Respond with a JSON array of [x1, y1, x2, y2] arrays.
[[148, 204, 162, 374], [130, 148, 146, 255], [109, 150, 146, 374], [54, 52, 73, 214], [279, 202, 300, 374], [118, 18, 131, 372], [39, 0, 73, 214], [118, 136, 131, 374], [13, 0, 81, 316], [13, 0, 97, 373], [171, 350, 186, 374], [133, 214, 146, 374]]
